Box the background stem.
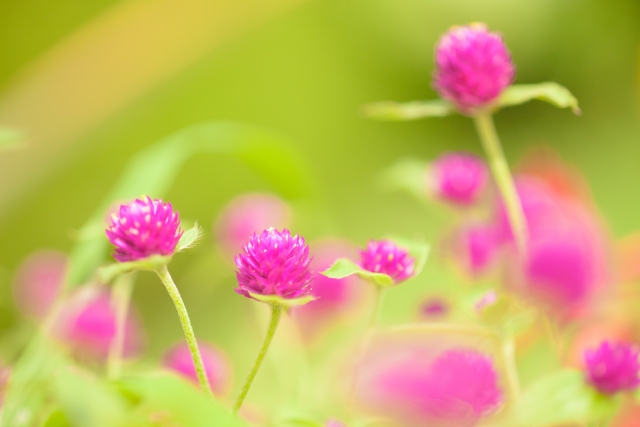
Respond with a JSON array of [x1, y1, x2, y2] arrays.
[[233, 304, 283, 414], [473, 112, 528, 253], [155, 265, 213, 398], [107, 272, 135, 380]]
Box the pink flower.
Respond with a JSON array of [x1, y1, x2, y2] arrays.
[[106, 196, 182, 262], [361, 347, 502, 426], [475, 290, 498, 311], [428, 152, 488, 206], [215, 193, 291, 257], [13, 250, 67, 319], [163, 340, 230, 395], [584, 341, 640, 395], [56, 287, 143, 361], [235, 228, 314, 301], [420, 297, 449, 318], [433, 23, 515, 114], [359, 240, 415, 284], [448, 222, 501, 275]]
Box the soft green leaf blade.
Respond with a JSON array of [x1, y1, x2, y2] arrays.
[[97, 255, 169, 284], [67, 122, 315, 288], [322, 258, 395, 287], [515, 369, 621, 426], [176, 223, 202, 252], [499, 83, 581, 114], [0, 127, 26, 150], [362, 99, 454, 121], [118, 374, 249, 427]]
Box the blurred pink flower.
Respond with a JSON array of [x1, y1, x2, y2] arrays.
[[420, 297, 449, 318], [235, 228, 314, 301], [106, 196, 182, 262], [13, 250, 67, 319], [56, 286, 143, 361], [427, 152, 488, 206], [325, 420, 346, 427], [163, 340, 231, 395], [584, 341, 640, 395], [359, 240, 415, 285], [433, 23, 515, 114], [474, 290, 498, 311], [447, 222, 501, 276], [215, 193, 291, 257]]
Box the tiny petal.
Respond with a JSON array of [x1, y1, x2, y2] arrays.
[[105, 196, 183, 262], [584, 341, 640, 395], [234, 228, 314, 303], [433, 23, 515, 114], [428, 152, 488, 206], [163, 340, 231, 396], [359, 240, 415, 285]]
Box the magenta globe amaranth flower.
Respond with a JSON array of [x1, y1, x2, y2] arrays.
[[434, 23, 515, 114], [106, 196, 183, 262], [235, 228, 314, 303], [359, 240, 415, 284], [428, 152, 488, 206], [584, 341, 640, 395], [163, 340, 231, 395]]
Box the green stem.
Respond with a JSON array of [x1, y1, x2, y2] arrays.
[[473, 112, 528, 254], [233, 304, 283, 414], [502, 337, 521, 403], [369, 286, 387, 329], [155, 265, 213, 398], [107, 272, 135, 380]]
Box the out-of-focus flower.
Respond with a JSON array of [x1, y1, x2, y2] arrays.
[[433, 23, 515, 114], [447, 222, 501, 276], [163, 340, 231, 396], [475, 290, 498, 311], [427, 152, 488, 206], [325, 420, 346, 427], [215, 193, 291, 258], [235, 228, 314, 303], [292, 240, 364, 336], [56, 286, 143, 361], [420, 297, 449, 318], [360, 346, 502, 426], [13, 250, 67, 319], [584, 341, 640, 395], [106, 196, 182, 262], [359, 240, 415, 285]]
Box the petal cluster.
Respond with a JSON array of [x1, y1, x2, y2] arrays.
[[428, 152, 488, 206], [234, 228, 314, 301], [434, 23, 515, 113], [106, 196, 182, 262], [359, 240, 415, 284], [584, 341, 640, 395]]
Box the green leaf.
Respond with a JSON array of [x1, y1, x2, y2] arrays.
[[52, 366, 130, 427], [0, 127, 26, 150], [66, 122, 315, 288], [515, 369, 621, 426], [97, 255, 170, 284], [361, 99, 454, 121], [499, 83, 581, 114], [322, 258, 395, 287], [117, 374, 249, 427], [248, 292, 316, 308], [176, 223, 202, 252]]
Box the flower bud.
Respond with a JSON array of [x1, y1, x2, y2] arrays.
[[359, 240, 415, 285], [584, 341, 640, 395], [427, 152, 488, 206]]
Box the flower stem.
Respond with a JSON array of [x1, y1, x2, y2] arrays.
[[155, 265, 213, 398], [502, 337, 521, 403], [473, 112, 527, 253], [369, 286, 387, 329], [107, 272, 135, 380], [233, 304, 283, 414]]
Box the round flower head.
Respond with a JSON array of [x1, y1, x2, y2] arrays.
[[428, 152, 488, 206], [584, 341, 640, 395], [359, 240, 415, 284], [106, 196, 182, 262], [163, 340, 231, 395], [434, 23, 515, 114], [234, 228, 314, 303]]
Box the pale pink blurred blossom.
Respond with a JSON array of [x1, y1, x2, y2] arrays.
[[13, 250, 67, 319]]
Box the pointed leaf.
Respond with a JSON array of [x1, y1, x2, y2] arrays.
[[322, 258, 395, 287], [499, 83, 580, 114], [362, 99, 454, 121], [97, 255, 170, 284], [176, 223, 202, 252]]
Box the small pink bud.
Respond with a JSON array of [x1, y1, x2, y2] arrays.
[[428, 152, 488, 206], [420, 297, 449, 318], [235, 228, 314, 302], [106, 196, 182, 262], [215, 193, 291, 257], [475, 290, 498, 311], [433, 23, 515, 114], [13, 250, 66, 319], [163, 340, 230, 396], [359, 240, 415, 285], [584, 341, 640, 395]]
